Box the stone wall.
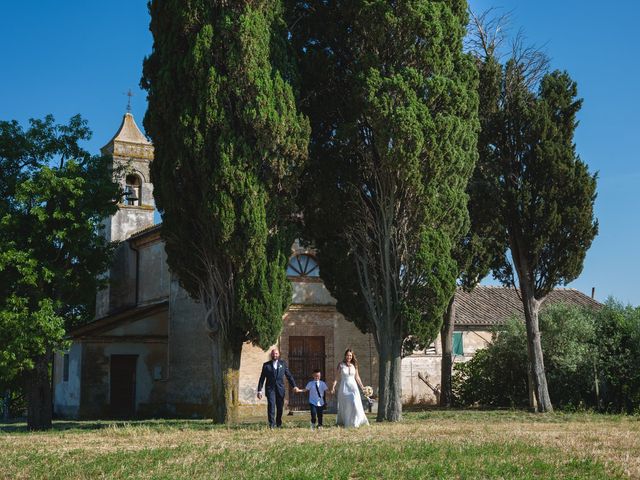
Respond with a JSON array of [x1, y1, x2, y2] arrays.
[[238, 342, 274, 411], [237, 276, 379, 411]]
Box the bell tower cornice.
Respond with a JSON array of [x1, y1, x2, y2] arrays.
[[100, 112, 154, 160]]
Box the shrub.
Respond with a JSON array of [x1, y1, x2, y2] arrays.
[[454, 303, 605, 410], [595, 299, 640, 413], [453, 318, 528, 408], [541, 303, 598, 409]]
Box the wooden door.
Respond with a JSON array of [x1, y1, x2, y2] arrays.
[[110, 355, 137, 418], [288, 336, 325, 410]]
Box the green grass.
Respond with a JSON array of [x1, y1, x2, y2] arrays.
[[1, 411, 638, 479]]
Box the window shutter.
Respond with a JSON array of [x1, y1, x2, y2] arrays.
[[452, 332, 464, 356]]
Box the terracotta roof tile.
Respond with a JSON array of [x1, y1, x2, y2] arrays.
[[454, 286, 602, 326]]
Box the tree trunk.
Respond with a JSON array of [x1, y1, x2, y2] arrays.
[[376, 333, 403, 422], [2, 390, 9, 421], [439, 294, 456, 407], [26, 353, 53, 430], [210, 332, 243, 424], [593, 358, 601, 412], [526, 367, 538, 412], [520, 291, 553, 412]]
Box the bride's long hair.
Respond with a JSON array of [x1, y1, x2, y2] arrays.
[[343, 348, 358, 368]]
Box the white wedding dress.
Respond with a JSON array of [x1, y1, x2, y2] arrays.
[[336, 363, 369, 428]]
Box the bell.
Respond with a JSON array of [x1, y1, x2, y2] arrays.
[[124, 185, 138, 202]]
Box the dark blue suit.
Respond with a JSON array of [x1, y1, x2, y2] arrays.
[[257, 359, 297, 427]]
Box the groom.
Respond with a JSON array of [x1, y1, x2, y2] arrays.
[[257, 347, 297, 428]]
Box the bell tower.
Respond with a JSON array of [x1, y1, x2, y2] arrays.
[[100, 112, 155, 242], [95, 112, 155, 318]]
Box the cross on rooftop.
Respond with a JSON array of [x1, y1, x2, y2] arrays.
[[125, 89, 134, 113]]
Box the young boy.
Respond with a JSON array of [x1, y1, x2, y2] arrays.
[[296, 369, 329, 429]]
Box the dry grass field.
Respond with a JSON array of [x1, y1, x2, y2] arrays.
[[1, 410, 638, 479]]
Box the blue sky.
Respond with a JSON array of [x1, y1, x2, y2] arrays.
[[1, 1, 637, 305]]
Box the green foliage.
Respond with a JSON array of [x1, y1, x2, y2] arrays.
[[142, 1, 309, 350], [0, 297, 65, 383], [542, 304, 597, 407], [290, 0, 478, 346], [289, 0, 479, 420], [452, 57, 508, 290], [0, 115, 119, 386], [595, 299, 640, 413], [473, 40, 598, 412], [454, 301, 640, 412], [477, 56, 598, 297], [453, 317, 529, 408]]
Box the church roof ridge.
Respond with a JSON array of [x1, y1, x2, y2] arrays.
[[128, 223, 162, 240]]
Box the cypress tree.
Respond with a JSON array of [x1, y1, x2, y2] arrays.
[[476, 54, 598, 412], [142, 0, 309, 423], [290, 0, 479, 421], [439, 165, 506, 407]]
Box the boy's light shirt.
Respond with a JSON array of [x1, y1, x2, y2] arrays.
[[306, 380, 328, 406]]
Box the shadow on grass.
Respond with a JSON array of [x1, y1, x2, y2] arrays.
[[3, 409, 626, 434], [0, 414, 340, 434], [0, 419, 114, 433]]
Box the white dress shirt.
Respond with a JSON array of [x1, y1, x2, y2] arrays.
[[306, 380, 328, 406]]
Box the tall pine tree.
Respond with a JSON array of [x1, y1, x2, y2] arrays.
[[142, 0, 309, 422], [289, 0, 478, 421]]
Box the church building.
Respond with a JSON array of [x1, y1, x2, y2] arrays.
[[52, 113, 601, 419]]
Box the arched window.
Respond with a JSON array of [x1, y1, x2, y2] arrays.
[[286, 254, 320, 277], [125, 174, 142, 206]]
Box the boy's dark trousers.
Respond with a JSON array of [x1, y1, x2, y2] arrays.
[[309, 403, 324, 426]]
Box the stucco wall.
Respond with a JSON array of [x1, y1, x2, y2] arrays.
[[165, 277, 214, 418], [137, 242, 170, 305], [108, 243, 137, 313], [401, 328, 494, 404], [53, 343, 82, 417], [77, 341, 167, 418], [75, 224, 503, 419], [104, 311, 168, 337]]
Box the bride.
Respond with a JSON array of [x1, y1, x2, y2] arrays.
[[331, 349, 369, 428]]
